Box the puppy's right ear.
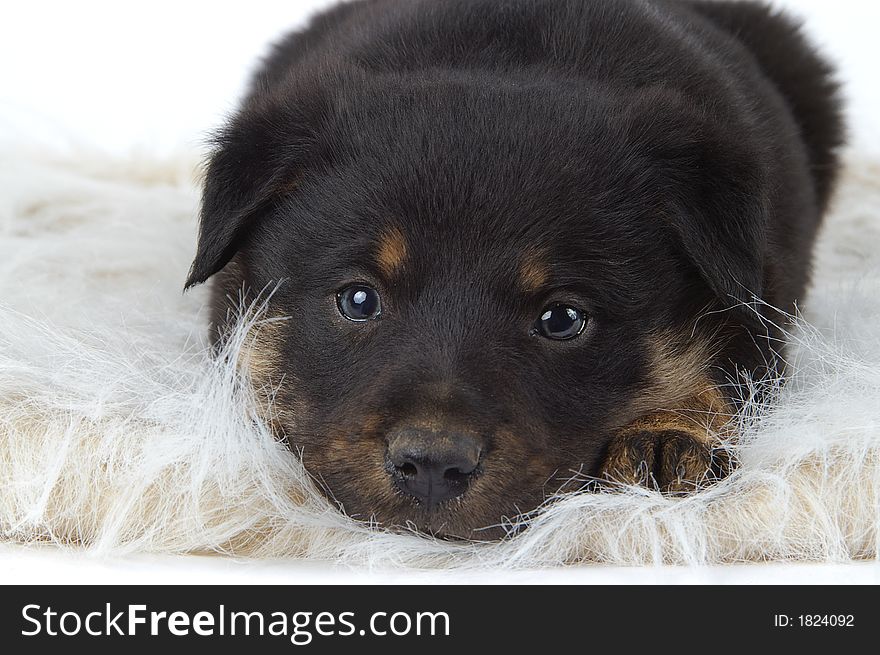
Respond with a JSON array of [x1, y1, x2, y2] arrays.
[[185, 96, 322, 289]]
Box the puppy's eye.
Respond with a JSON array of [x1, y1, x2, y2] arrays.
[[533, 304, 586, 340], [337, 285, 382, 321]]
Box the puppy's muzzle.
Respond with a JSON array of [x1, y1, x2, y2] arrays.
[[387, 427, 483, 507]]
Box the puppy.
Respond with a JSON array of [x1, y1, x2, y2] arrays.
[[186, 0, 843, 539]]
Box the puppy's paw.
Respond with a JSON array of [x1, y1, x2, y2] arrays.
[[599, 427, 730, 494]]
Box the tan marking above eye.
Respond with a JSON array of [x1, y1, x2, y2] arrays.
[[519, 248, 551, 293], [376, 227, 408, 277]]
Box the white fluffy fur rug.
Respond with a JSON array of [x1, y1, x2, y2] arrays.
[[2, 146, 879, 568]]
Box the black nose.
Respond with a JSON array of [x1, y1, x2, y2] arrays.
[[387, 428, 483, 507]]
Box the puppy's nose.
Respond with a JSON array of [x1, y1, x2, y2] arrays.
[[387, 428, 482, 507]]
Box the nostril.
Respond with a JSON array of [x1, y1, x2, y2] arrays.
[[443, 466, 470, 484], [396, 462, 418, 478]]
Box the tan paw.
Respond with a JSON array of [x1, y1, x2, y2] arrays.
[[599, 428, 730, 494]]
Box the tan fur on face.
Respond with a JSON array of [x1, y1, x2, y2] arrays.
[[519, 248, 550, 293], [630, 326, 735, 442], [241, 315, 286, 387], [239, 313, 306, 432], [600, 327, 734, 493], [376, 227, 408, 278], [623, 384, 733, 440], [274, 172, 302, 197], [626, 327, 727, 419]]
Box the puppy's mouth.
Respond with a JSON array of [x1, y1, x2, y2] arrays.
[[293, 420, 554, 540]]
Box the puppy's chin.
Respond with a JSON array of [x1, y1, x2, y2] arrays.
[[340, 492, 524, 542]]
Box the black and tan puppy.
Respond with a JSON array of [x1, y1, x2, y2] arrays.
[[186, 0, 843, 539]]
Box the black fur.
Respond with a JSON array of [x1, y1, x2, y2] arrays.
[[187, 0, 843, 538]]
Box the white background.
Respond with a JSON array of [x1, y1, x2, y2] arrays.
[[1, 0, 879, 583]]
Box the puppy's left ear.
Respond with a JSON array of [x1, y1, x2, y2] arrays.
[[185, 94, 323, 289], [627, 90, 769, 313]]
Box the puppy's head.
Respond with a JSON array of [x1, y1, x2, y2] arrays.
[[188, 78, 767, 538]]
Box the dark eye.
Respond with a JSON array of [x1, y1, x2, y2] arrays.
[[533, 304, 586, 340], [337, 285, 382, 321]]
